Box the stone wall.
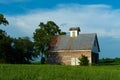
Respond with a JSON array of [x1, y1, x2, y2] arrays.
[[48, 50, 94, 65]]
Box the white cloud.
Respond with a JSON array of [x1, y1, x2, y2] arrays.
[[5, 4, 120, 38]]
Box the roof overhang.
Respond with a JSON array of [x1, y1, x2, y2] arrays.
[[49, 50, 91, 53]]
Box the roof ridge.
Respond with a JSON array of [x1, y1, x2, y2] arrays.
[[50, 33, 99, 51]]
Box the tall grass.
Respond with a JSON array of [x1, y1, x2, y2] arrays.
[[0, 64, 120, 80]]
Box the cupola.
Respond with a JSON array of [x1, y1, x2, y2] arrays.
[[69, 27, 80, 37]]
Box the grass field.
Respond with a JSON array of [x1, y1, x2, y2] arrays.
[[0, 64, 120, 80]]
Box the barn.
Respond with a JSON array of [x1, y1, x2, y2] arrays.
[[48, 27, 100, 65]]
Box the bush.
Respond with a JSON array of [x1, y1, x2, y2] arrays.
[[79, 55, 89, 66]]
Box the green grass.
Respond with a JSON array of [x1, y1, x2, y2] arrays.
[[0, 64, 120, 80]]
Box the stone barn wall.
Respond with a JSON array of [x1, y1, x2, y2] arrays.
[[48, 50, 94, 65]]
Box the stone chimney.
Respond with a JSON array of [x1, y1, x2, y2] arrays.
[[69, 27, 80, 37]]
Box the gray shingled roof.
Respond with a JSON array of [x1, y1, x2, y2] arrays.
[[50, 33, 100, 51]]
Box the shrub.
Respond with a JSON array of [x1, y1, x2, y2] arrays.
[[79, 55, 89, 66]]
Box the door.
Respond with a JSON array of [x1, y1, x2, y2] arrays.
[[71, 58, 79, 65]]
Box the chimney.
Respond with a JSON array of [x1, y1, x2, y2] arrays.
[[69, 27, 80, 37]]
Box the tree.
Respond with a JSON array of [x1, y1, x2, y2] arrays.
[[12, 37, 34, 63], [0, 14, 12, 62], [79, 55, 89, 66], [33, 21, 66, 63], [0, 30, 13, 63], [0, 14, 9, 26], [0, 14, 34, 64], [0, 32, 34, 64]]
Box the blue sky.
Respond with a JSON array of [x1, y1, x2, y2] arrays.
[[0, 0, 120, 58]]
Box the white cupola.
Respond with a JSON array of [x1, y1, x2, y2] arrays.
[[69, 27, 80, 37]]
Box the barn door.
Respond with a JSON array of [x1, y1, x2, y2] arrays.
[[71, 58, 79, 65]]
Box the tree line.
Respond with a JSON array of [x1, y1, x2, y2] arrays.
[[99, 58, 120, 65], [0, 14, 66, 64]]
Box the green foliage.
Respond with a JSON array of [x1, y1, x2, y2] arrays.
[[0, 64, 120, 80], [79, 55, 89, 66], [0, 30, 13, 63], [0, 14, 9, 26], [0, 30, 34, 64], [33, 21, 66, 63], [99, 58, 120, 65], [12, 37, 34, 63]]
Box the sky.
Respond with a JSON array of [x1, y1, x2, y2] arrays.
[[0, 0, 120, 58]]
